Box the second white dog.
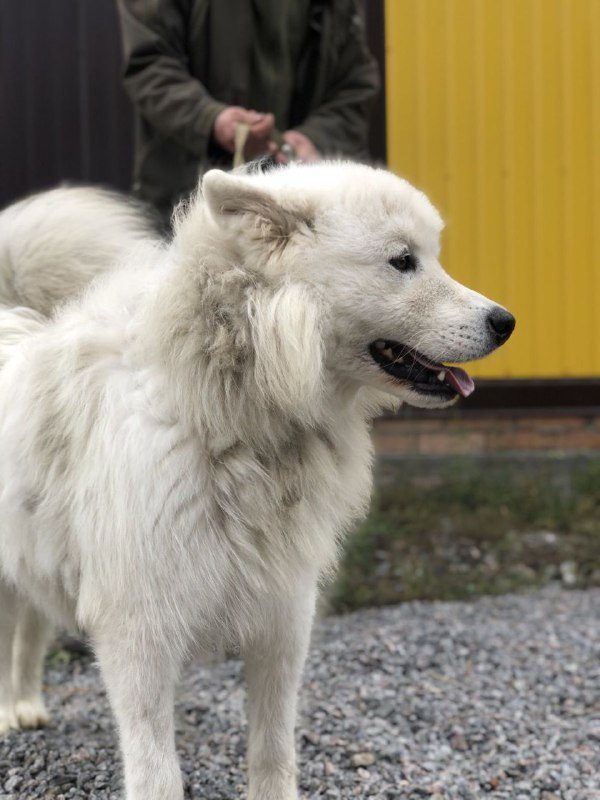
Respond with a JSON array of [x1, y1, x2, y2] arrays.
[[0, 163, 514, 799]]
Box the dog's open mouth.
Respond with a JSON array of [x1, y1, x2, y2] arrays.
[[369, 340, 475, 398]]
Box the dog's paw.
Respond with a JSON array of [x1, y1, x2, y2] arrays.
[[0, 706, 19, 736], [15, 698, 50, 729], [248, 771, 298, 800], [248, 791, 298, 800]]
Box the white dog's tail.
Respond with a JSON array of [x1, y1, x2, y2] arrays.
[[0, 306, 46, 370], [0, 186, 159, 316]]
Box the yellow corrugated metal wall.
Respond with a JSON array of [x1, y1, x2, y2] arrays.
[[385, 0, 600, 378]]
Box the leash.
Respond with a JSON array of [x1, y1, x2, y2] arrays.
[[233, 121, 296, 167], [233, 122, 250, 168]]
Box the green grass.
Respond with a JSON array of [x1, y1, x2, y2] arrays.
[[331, 457, 600, 612]]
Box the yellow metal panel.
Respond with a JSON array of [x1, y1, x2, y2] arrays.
[[385, 0, 600, 378], [593, 0, 600, 374]]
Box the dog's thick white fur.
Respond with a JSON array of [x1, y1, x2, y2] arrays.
[[0, 186, 158, 315], [0, 164, 512, 799]]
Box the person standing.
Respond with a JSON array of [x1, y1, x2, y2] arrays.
[[117, 0, 380, 221]]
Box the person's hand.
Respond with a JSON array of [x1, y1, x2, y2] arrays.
[[212, 106, 275, 159], [270, 130, 320, 164]]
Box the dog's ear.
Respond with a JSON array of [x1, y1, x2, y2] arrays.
[[202, 170, 310, 244], [249, 283, 324, 420]]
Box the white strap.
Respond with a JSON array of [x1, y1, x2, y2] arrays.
[[233, 122, 250, 168]]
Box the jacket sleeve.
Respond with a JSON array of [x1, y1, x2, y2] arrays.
[[294, 2, 380, 158], [116, 0, 226, 157]]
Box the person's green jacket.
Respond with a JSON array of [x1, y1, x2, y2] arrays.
[[117, 0, 380, 216]]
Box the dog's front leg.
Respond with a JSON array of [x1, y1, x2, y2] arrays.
[[12, 602, 52, 729], [93, 628, 183, 800], [0, 579, 18, 734], [244, 582, 317, 800]]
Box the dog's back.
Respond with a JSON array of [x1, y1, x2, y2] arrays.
[[0, 186, 159, 315]]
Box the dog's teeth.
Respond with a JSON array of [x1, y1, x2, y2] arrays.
[[437, 371, 446, 381], [374, 340, 386, 350], [382, 348, 394, 360]]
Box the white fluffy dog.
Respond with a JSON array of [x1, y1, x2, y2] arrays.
[[0, 164, 514, 800]]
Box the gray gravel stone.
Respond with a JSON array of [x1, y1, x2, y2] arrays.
[[0, 587, 598, 798]]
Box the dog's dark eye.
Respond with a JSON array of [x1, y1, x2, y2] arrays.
[[389, 252, 417, 273]]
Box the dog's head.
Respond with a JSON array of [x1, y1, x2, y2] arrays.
[[199, 162, 515, 411]]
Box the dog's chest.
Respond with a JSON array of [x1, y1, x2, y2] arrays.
[[207, 418, 374, 567]]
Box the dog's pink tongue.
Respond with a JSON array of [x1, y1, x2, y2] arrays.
[[444, 366, 475, 398], [412, 352, 475, 398]]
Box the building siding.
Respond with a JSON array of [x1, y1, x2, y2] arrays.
[[385, 0, 600, 379]]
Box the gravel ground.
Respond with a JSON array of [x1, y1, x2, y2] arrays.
[[1, 587, 599, 800]]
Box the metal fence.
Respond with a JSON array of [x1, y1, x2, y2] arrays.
[[0, 0, 133, 207]]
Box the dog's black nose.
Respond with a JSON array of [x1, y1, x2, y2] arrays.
[[487, 307, 516, 343]]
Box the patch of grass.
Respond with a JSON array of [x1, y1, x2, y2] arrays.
[[331, 457, 600, 612]]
